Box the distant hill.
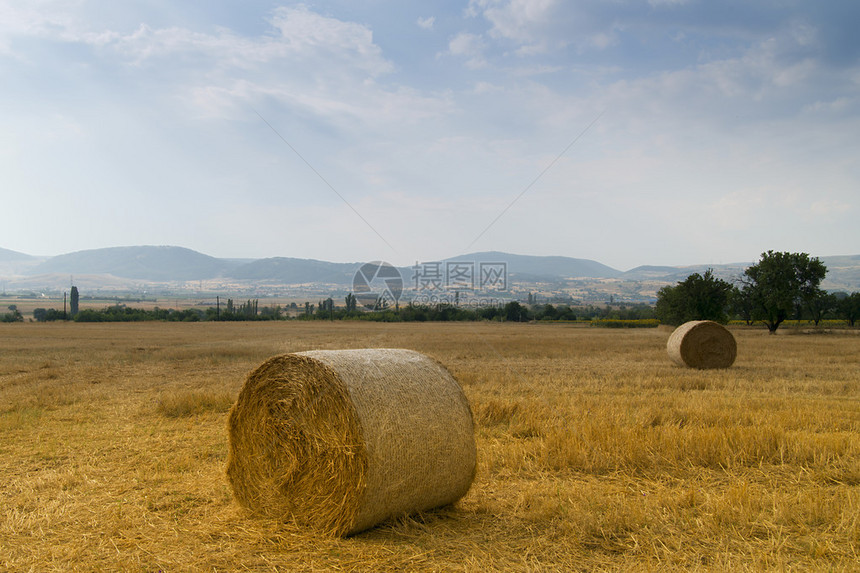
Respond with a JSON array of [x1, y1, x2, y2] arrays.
[[622, 264, 749, 283], [0, 247, 43, 278], [29, 246, 233, 281], [445, 251, 621, 280], [622, 265, 689, 280], [4, 245, 859, 293], [230, 257, 360, 284], [0, 247, 35, 262], [624, 264, 689, 275], [8, 272, 139, 291], [820, 255, 860, 292]]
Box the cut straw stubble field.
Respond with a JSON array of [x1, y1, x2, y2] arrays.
[[0, 321, 858, 571]]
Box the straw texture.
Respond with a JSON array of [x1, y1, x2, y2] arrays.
[[226, 348, 477, 536], [667, 320, 737, 369]]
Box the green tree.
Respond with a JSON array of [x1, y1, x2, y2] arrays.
[[536, 304, 559, 320], [240, 299, 258, 317], [259, 304, 282, 319], [729, 286, 755, 325], [70, 286, 79, 317], [316, 298, 334, 318], [504, 301, 526, 322], [344, 293, 357, 312], [476, 305, 502, 321], [807, 291, 837, 326], [2, 305, 23, 323], [655, 269, 733, 326], [739, 251, 827, 334], [836, 291, 860, 326], [556, 305, 577, 321], [45, 308, 66, 321]]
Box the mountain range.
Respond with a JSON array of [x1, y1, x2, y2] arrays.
[[1, 245, 859, 293]]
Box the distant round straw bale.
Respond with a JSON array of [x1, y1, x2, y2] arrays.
[[666, 320, 737, 369], [226, 348, 477, 536]]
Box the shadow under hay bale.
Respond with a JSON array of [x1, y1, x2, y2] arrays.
[[666, 320, 737, 369], [226, 348, 477, 536]]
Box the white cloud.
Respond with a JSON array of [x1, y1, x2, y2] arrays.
[[0, 3, 394, 75], [266, 6, 391, 73], [446, 32, 488, 69], [802, 96, 855, 114], [472, 81, 502, 95], [417, 16, 435, 31], [468, 0, 559, 55], [470, 0, 556, 42], [809, 199, 853, 217], [466, 0, 624, 56], [3, 4, 456, 132], [95, 6, 396, 82]]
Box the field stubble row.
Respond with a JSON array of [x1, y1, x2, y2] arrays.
[[0, 321, 858, 571]]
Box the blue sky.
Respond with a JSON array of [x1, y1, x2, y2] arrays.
[[2, 1, 858, 270]]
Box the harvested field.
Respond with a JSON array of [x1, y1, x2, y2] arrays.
[[1, 321, 859, 571]]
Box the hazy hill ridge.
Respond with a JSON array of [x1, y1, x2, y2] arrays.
[[2, 245, 859, 291], [0, 247, 35, 261], [230, 257, 360, 284], [29, 246, 234, 282], [447, 251, 621, 280]]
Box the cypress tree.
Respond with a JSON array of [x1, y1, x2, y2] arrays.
[[70, 286, 79, 317]]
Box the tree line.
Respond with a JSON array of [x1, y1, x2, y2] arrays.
[[295, 299, 655, 323], [32, 298, 281, 323], [655, 250, 860, 333], [26, 296, 656, 324]]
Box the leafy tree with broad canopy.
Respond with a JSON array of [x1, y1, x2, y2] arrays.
[[504, 301, 526, 322], [655, 269, 733, 326], [737, 251, 827, 334], [837, 291, 860, 326], [807, 291, 838, 326]]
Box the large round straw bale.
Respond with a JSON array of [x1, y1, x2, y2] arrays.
[[666, 320, 737, 369], [226, 348, 477, 536]]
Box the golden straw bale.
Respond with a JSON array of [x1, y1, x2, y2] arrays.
[[226, 348, 477, 536], [666, 320, 737, 369]]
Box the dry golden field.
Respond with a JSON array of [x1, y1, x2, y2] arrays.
[[1, 321, 858, 571]]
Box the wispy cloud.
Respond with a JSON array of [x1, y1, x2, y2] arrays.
[[417, 16, 435, 31], [445, 32, 488, 69]]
